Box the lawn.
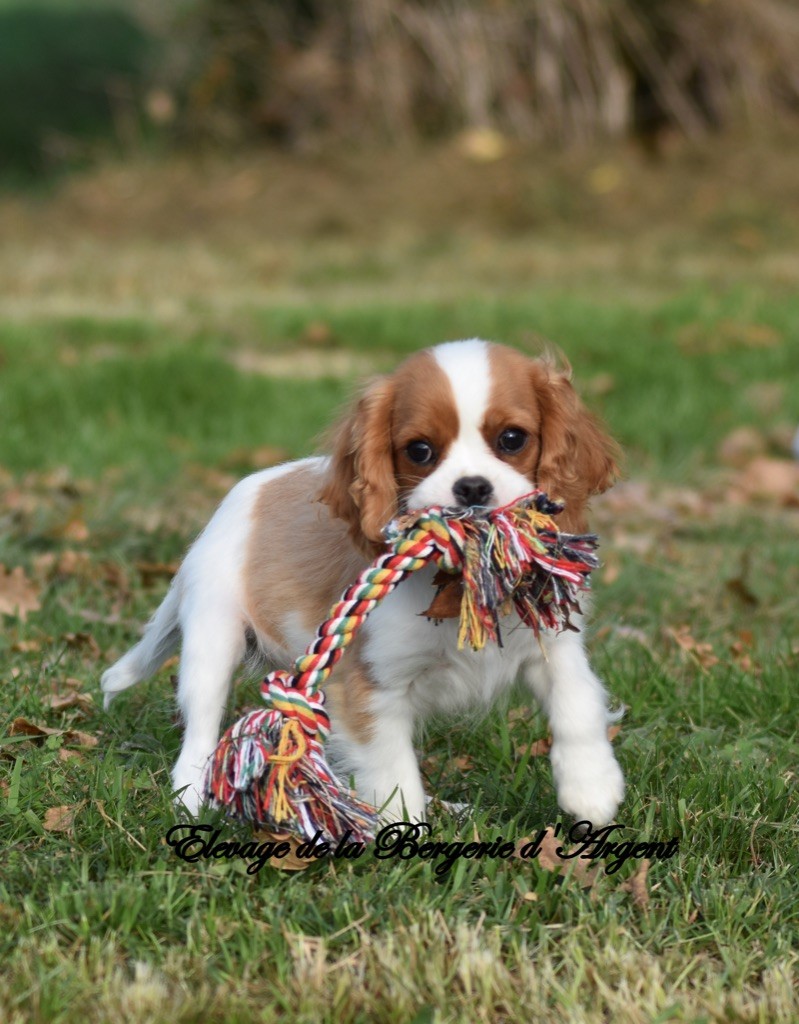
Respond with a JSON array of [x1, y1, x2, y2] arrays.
[[1, 148, 798, 1022]]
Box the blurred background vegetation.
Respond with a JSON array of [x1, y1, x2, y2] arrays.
[[3, 0, 799, 180]]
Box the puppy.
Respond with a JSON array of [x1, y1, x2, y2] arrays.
[[102, 340, 624, 825]]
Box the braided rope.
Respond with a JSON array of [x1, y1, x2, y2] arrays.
[[280, 507, 465, 704]]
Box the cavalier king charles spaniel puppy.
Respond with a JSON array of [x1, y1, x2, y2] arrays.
[[102, 340, 624, 825]]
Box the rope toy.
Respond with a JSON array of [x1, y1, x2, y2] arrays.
[[202, 491, 599, 845]]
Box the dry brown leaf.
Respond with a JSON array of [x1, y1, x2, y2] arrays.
[[99, 561, 130, 594], [220, 445, 289, 471], [745, 381, 786, 414], [60, 677, 86, 692], [43, 803, 84, 833], [11, 639, 43, 653], [620, 857, 650, 911], [601, 553, 621, 585], [185, 465, 238, 492], [55, 550, 93, 577], [47, 691, 94, 712], [0, 565, 41, 621], [301, 320, 335, 347], [32, 553, 57, 578], [9, 717, 60, 741], [61, 632, 101, 658], [732, 456, 799, 507], [135, 561, 180, 586], [730, 631, 757, 674], [725, 576, 759, 608], [59, 518, 90, 543], [515, 736, 553, 759], [585, 372, 616, 396], [518, 827, 600, 889], [717, 426, 768, 468], [58, 748, 84, 763], [516, 724, 620, 761], [667, 625, 720, 669], [63, 729, 98, 749], [8, 718, 98, 748], [254, 830, 313, 872]]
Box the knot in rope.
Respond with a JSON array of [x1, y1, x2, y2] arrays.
[[384, 506, 467, 574], [263, 671, 330, 742]]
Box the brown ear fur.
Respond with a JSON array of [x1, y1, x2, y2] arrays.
[[317, 377, 397, 554], [531, 360, 620, 533]]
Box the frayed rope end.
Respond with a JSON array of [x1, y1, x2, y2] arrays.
[[202, 685, 378, 845]]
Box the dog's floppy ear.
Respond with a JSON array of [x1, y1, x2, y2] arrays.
[[531, 358, 619, 532], [318, 376, 398, 553]]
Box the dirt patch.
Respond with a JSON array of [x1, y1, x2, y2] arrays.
[[227, 347, 387, 380]]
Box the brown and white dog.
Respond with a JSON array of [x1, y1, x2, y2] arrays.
[[102, 340, 625, 824]]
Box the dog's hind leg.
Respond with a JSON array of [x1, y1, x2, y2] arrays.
[[171, 593, 247, 814]]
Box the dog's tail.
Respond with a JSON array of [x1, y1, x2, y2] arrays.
[[101, 576, 182, 709]]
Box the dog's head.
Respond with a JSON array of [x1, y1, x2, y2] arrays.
[[319, 339, 619, 552]]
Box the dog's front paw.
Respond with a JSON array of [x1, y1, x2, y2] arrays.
[[550, 742, 625, 826], [172, 756, 209, 816]]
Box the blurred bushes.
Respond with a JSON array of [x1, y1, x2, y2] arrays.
[[4, 0, 799, 180], [184, 0, 799, 149], [0, 4, 150, 178]]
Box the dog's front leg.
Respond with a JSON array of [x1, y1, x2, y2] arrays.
[[523, 630, 624, 826]]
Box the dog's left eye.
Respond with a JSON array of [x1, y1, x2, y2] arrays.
[[497, 428, 529, 454], [405, 440, 436, 465]]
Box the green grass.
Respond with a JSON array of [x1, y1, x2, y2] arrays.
[[1, 290, 798, 1022]]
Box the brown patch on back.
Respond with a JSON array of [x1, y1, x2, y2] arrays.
[[245, 463, 365, 651]]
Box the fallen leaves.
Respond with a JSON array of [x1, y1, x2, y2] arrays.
[[43, 802, 84, 833], [667, 625, 720, 671], [0, 565, 41, 621], [513, 826, 652, 910], [619, 858, 651, 911], [220, 444, 289, 473], [520, 827, 600, 889], [9, 717, 99, 749], [519, 736, 553, 758], [253, 831, 314, 872], [135, 560, 180, 586], [514, 725, 621, 761], [667, 624, 763, 675], [730, 456, 799, 507], [62, 631, 101, 660], [717, 426, 768, 468], [46, 690, 94, 713]]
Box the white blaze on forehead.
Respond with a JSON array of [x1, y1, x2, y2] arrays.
[[431, 339, 491, 441]]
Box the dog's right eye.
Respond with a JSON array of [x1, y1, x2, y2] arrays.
[[405, 440, 436, 465]]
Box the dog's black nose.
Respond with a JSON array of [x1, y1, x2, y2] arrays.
[[452, 476, 494, 507]]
